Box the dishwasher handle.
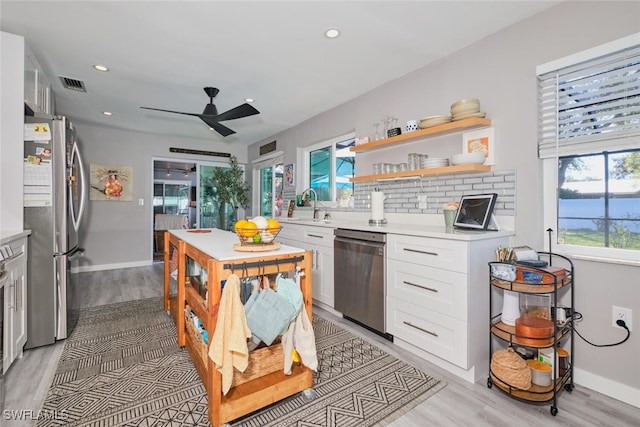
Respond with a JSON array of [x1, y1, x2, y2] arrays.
[[335, 236, 385, 250]]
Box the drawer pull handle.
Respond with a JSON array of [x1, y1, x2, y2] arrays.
[[403, 248, 438, 256], [403, 281, 438, 293], [308, 234, 323, 239], [403, 321, 438, 337]]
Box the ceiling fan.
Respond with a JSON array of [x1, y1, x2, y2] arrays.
[[140, 87, 260, 137]]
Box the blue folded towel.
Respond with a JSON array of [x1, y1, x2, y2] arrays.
[[245, 287, 296, 346]]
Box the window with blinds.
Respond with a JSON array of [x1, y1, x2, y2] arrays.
[[539, 35, 640, 261], [537, 43, 640, 159]]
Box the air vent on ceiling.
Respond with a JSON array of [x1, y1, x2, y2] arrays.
[[59, 76, 87, 92]]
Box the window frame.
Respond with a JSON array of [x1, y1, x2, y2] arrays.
[[539, 33, 640, 266], [298, 132, 355, 202], [251, 151, 284, 217]]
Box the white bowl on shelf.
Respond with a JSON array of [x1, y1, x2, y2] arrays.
[[450, 152, 486, 165]]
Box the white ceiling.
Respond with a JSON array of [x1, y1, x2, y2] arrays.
[[1, 1, 560, 148]]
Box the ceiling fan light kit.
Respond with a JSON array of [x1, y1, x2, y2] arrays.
[[140, 87, 260, 137]]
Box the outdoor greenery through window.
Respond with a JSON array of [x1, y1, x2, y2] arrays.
[[558, 150, 640, 250], [308, 137, 355, 201]]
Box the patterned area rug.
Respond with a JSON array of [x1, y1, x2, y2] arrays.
[[38, 297, 445, 426]]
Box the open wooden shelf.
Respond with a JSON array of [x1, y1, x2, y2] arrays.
[[350, 116, 492, 153], [350, 163, 491, 182]]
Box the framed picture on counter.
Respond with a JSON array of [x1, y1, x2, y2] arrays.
[[462, 127, 495, 165]]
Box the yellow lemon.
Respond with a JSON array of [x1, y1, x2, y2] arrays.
[[234, 219, 248, 233], [237, 220, 257, 238], [266, 218, 280, 233], [291, 349, 300, 363]]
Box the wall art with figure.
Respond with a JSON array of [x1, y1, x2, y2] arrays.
[[90, 164, 133, 201], [284, 163, 295, 188]]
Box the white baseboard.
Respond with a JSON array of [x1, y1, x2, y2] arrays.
[[74, 260, 153, 273], [393, 337, 478, 384], [574, 367, 640, 408]]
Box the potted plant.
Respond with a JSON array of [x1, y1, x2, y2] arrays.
[[337, 188, 352, 208], [212, 155, 250, 230]]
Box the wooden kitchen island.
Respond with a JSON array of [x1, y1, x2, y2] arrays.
[[163, 228, 313, 426]]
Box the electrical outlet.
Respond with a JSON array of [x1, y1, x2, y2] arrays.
[[417, 194, 427, 209], [612, 305, 633, 331]]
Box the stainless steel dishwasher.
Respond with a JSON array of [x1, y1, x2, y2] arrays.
[[334, 228, 392, 341]]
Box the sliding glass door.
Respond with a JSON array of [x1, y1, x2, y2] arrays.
[[197, 162, 247, 230]]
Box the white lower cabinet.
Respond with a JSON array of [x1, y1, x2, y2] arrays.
[[278, 223, 334, 308], [1, 233, 29, 374], [386, 233, 509, 383]]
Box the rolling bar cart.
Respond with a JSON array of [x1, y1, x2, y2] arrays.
[[487, 252, 574, 416]]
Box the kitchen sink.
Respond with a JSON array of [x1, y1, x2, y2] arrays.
[[284, 218, 332, 223]]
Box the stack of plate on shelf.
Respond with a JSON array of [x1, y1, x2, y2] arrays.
[[451, 98, 486, 121], [419, 115, 452, 129], [420, 157, 450, 169]]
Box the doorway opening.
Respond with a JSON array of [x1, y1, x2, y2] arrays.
[[151, 157, 247, 261]]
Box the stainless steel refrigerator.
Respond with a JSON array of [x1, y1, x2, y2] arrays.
[[23, 115, 86, 349]]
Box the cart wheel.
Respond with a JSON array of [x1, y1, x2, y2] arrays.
[[301, 388, 317, 402], [550, 406, 558, 416], [564, 383, 574, 392], [487, 377, 493, 388]]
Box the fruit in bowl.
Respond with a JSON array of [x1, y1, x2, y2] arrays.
[[234, 218, 280, 244]]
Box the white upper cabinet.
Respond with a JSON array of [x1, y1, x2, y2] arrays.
[[1, 31, 25, 231], [24, 44, 54, 115]]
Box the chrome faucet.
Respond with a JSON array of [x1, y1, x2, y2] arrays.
[[302, 188, 319, 219]]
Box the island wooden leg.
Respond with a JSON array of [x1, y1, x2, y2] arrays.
[[176, 240, 186, 347], [163, 231, 171, 312]]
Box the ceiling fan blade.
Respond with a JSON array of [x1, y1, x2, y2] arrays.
[[140, 106, 199, 117], [213, 103, 260, 122], [200, 116, 236, 137]]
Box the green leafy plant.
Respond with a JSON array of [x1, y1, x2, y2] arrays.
[[212, 155, 250, 210]]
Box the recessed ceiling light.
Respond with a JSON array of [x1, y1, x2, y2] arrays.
[[93, 64, 109, 72], [103, 111, 112, 116], [325, 28, 340, 39], [245, 98, 254, 103]]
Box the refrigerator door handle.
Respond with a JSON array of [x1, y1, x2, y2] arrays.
[[68, 247, 85, 262], [70, 142, 87, 231]]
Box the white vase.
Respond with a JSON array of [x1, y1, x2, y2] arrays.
[[501, 290, 521, 326]]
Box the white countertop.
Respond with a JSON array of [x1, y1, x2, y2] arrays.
[[0, 229, 31, 245], [277, 217, 514, 241], [169, 228, 307, 262]]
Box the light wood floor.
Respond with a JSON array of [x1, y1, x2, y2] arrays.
[[4, 263, 639, 426]]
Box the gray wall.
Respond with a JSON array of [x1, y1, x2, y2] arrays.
[[247, 2, 640, 402], [74, 125, 246, 269]]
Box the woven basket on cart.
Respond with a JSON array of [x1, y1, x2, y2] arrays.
[[490, 347, 532, 390]]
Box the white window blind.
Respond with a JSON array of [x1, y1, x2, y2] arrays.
[[537, 44, 640, 158]]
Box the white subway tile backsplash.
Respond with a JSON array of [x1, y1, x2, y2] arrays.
[[283, 170, 515, 218]]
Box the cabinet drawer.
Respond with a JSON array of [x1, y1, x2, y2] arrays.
[[387, 297, 468, 368], [387, 259, 467, 321], [303, 227, 334, 247], [387, 234, 467, 273], [278, 224, 305, 241]]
